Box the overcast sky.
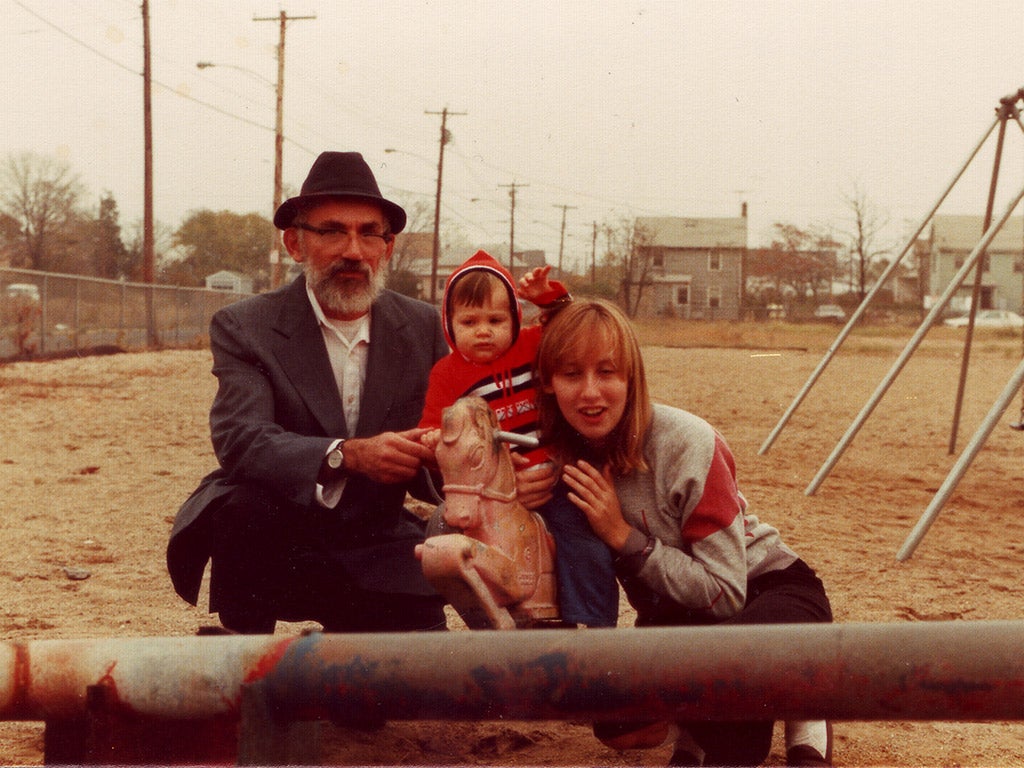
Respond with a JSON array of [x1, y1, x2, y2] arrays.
[[7, 0, 1024, 269]]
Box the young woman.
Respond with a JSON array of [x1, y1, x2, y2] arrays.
[[534, 299, 833, 767]]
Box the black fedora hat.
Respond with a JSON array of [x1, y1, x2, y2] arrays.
[[273, 151, 407, 233]]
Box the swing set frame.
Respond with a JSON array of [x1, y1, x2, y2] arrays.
[[756, 86, 1024, 560]]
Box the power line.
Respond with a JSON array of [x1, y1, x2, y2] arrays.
[[11, 0, 317, 157]]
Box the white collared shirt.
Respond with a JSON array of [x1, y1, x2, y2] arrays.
[[305, 281, 371, 507]]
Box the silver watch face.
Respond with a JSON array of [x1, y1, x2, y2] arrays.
[[328, 448, 344, 469]]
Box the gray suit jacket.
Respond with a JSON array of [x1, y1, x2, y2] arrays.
[[167, 276, 447, 605]]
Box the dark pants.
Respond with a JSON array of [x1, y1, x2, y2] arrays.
[[540, 482, 619, 627], [636, 559, 833, 766], [209, 485, 446, 634]]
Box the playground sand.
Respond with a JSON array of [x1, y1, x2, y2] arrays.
[[1, 333, 1022, 766]]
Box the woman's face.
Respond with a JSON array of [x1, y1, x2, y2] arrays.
[[547, 336, 629, 443]]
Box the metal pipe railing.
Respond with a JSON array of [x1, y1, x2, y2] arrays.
[[3, 622, 1024, 725]]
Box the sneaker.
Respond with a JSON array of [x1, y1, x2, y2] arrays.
[[786, 744, 831, 767], [786, 721, 833, 767]]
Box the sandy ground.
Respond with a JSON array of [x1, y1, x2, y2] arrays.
[[1, 326, 1023, 766]]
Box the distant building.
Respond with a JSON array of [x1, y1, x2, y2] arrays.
[[928, 215, 1023, 313], [390, 233, 548, 302], [628, 216, 748, 319], [205, 270, 253, 294]]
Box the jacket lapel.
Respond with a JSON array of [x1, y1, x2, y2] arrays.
[[356, 293, 404, 437], [270, 277, 347, 437]]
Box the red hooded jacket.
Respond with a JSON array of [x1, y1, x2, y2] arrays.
[[418, 250, 568, 467]]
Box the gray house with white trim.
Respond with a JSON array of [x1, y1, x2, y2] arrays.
[[630, 216, 748, 319], [928, 215, 1023, 313]]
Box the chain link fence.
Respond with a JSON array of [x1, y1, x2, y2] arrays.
[[0, 267, 251, 359]]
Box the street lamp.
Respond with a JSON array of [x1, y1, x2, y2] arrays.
[[196, 61, 274, 87], [196, 58, 284, 288]]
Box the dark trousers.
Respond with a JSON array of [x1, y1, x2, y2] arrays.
[[637, 559, 833, 766], [209, 484, 446, 634]]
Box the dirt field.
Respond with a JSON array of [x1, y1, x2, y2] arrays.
[[1, 321, 1023, 766]]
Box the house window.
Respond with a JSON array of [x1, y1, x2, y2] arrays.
[[709, 251, 722, 271], [675, 283, 690, 306], [708, 286, 722, 309], [1014, 257, 1023, 274], [652, 250, 664, 268]]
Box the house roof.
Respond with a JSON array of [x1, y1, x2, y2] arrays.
[[931, 214, 1023, 252], [636, 216, 748, 248]]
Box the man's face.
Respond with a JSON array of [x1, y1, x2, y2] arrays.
[[450, 283, 514, 365], [282, 198, 394, 320]]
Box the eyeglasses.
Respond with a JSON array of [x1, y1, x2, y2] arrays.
[[294, 223, 393, 249]]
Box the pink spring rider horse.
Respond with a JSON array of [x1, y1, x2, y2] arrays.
[[415, 396, 559, 629]]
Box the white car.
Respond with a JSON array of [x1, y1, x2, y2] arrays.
[[813, 304, 846, 322], [4, 283, 40, 302], [943, 309, 1024, 329]]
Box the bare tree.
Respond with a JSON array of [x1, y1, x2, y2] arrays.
[[389, 198, 434, 274], [752, 223, 840, 302], [841, 183, 890, 301], [605, 218, 654, 318], [0, 151, 85, 271]]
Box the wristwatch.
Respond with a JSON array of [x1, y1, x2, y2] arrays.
[[326, 440, 346, 472]]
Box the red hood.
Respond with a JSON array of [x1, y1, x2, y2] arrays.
[[441, 250, 522, 351]]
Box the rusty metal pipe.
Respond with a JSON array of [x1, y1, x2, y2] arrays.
[[1, 622, 1024, 724], [0, 635, 297, 721]]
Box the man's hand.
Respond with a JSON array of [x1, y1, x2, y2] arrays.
[[511, 453, 556, 509], [345, 428, 435, 484]]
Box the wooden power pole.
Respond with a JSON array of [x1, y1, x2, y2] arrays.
[[254, 11, 315, 289], [499, 182, 527, 274], [141, 0, 158, 346], [424, 107, 465, 303]]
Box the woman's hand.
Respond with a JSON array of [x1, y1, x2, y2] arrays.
[[511, 453, 555, 509], [562, 460, 633, 550]]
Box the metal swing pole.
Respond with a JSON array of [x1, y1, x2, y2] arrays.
[[948, 94, 1023, 455], [758, 115, 1001, 456], [804, 182, 1024, 496], [897, 355, 1024, 560]]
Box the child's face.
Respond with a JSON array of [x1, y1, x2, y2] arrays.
[[451, 284, 514, 365]]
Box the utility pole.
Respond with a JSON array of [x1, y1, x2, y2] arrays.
[[552, 204, 576, 277], [499, 182, 527, 274], [425, 107, 465, 303], [141, 0, 158, 346], [254, 11, 315, 289], [591, 220, 598, 285]]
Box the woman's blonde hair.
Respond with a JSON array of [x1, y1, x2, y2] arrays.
[[536, 299, 651, 476]]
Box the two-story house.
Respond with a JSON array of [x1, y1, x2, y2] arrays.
[[630, 216, 748, 320], [928, 215, 1024, 313], [389, 234, 548, 303]]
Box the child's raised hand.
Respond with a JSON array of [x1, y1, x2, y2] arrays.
[[517, 265, 553, 303]]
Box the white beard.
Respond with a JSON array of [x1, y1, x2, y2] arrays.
[[306, 258, 388, 317]]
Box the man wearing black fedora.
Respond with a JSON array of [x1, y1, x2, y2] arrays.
[[167, 152, 449, 633]]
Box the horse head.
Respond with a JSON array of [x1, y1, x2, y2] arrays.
[[436, 396, 517, 533]]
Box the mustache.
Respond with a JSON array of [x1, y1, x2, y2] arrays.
[[325, 259, 370, 279]]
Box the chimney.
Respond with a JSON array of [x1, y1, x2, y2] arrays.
[[741, 201, 748, 218]]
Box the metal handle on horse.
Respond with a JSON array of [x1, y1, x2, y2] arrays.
[[493, 430, 540, 449]]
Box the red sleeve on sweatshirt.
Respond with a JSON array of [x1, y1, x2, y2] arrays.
[[680, 432, 744, 542]]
